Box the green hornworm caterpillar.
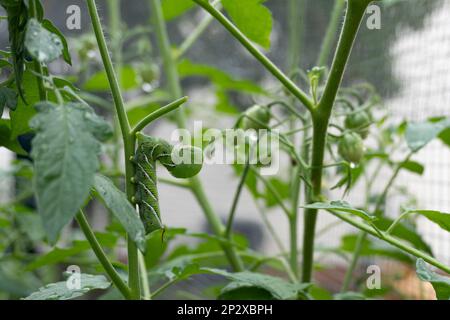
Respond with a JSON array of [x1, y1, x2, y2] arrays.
[[134, 133, 203, 234]]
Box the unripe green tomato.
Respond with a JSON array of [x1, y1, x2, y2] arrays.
[[338, 132, 365, 164], [241, 105, 271, 130], [139, 64, 160, 84], [78, 38, 97, 60], [169, 145, 203, 179], [344, 111, 371, 139]]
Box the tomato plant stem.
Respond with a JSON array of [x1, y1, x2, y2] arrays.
[[149, 0, 244, 271], [138, 252, 151, 300], [193, 0, 314, 113], [251, 167, 292, 218], [340, 231, 367, 292], [374, 152, 414, 213], [386, 211, 412, 234], [288, 212, 299, 278], [107, 0, 124, 182], [287, 0, 305, 71], [131, 97, 188, 135], [75, 211, 132, 299], [225, 162, 251, 238], [86, 0, 140, 299], [302, 0, 370, 282], [341, 152, 414, 290], [175, 1, 221, 59], [286, 0, 306, 280], [316, 0, 346, 67], [330, 210, 450, 274]]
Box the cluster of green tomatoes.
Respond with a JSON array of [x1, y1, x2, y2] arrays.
[[237, 102, 372, 166], [338, 109, 372, 164]]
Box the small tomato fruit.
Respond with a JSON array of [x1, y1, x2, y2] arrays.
[[338, 132, 365, 164]]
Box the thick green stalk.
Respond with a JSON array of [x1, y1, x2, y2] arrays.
[[193, 0, 314, 112], [86, 0, 140, 299], [302, 120, 327, 282], [75, 211, 131, 299], [316, 0, 346, 67], [86, 0, 130, 152], [288, 212, 298, 278], [302, 0, 370, 282], [149, 0, 244, 271]]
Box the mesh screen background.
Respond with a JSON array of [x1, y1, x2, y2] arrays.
[[346, 0, 450, 266], [311, 1, 450, 295]]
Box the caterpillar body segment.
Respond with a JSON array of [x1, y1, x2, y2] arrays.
[[134, 133, 203, 235]]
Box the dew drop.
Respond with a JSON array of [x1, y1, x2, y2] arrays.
[[84, 112, 93, 120], [141, 83, 153, 93], [87, 50, 96, 59]]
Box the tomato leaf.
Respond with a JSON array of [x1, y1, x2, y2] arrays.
[[203, 268, 310, 300], [334, 292, 367, 300], [162, 0, 195, 21], [400, 160, 424, 175], [93, 174, 146, 253], [41, 19, 72, 65], [416, 259, 450, 300], [439, 127, 450, 148], [178, 59, 264, 94], [0, 87, 18, 112], [303, 201, 377, 222], [0, 58, 12, 68], [411, 209, 450, 233], [340, 234, 412, 263], [30, 102, 112, 243], [405, 118, 450, 152], [26, 234, 117, 271], [10, 70, 40, 138], [24, 274, 111, 300], [84, 66, 139, 91], [222, 0, 273, 49], [0, 119, 26, 154], [219, 282, 276, 300], [0, 0, 28, 100], [263, 177, 289, 207], [373, 217, 433, 255], [25, 18, 63, 63]]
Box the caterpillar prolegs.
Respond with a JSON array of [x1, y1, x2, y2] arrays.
[[133, 133, 203, 234]]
